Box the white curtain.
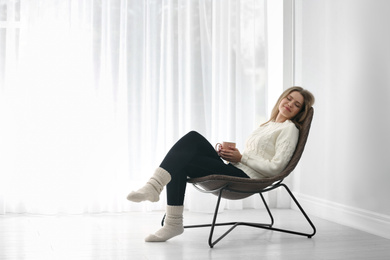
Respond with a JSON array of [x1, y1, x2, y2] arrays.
[[0, 0, 267, 214]]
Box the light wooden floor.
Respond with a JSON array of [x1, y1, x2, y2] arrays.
[[1, 209, 389, 260]]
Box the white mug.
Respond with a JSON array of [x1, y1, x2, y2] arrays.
[[215, 141, 236, 152]]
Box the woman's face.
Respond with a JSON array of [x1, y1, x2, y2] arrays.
[[277, 91, 304, 122]]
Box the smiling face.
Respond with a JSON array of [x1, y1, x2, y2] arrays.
[[276, 91, 304, 122]]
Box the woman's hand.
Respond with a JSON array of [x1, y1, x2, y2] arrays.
[[219, 147, 242, 163]]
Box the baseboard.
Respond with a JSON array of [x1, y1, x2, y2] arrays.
[[293, 193, 390, 240]]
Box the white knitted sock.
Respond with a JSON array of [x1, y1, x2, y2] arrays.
[[127, 167, 171, 203], [145, 205, 184, 242]]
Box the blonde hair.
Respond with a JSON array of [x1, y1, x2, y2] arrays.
[[263, 86, 315, 129]]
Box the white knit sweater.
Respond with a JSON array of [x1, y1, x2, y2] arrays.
[[232, 120, 299, 179]]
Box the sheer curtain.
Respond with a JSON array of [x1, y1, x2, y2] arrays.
[[0, 0, 266, 214]]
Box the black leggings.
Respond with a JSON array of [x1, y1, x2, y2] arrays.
[[159, 131, 249, 206]]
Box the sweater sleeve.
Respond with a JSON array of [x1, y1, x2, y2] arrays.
[[240, 124, 299, 178]]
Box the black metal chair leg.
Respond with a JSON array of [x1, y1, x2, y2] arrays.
[[184, 189, 241, 248], [250, 184, 316, 238], [208, 189, 224, 248], [259, 193, 274, 227], [185, 188, 276, 248], [279, 183, 317, 238], [183, 184, 316, 247]]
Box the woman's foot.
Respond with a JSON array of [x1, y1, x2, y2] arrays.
[[145, 205, 184, 242], [127, 167, 171, 202]]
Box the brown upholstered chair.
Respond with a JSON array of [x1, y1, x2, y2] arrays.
[[183, 107, 316, 248]]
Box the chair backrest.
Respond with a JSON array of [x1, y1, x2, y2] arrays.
[[266, 107, 314, 183]]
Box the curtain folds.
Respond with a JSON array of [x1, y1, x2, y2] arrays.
[[0, 0, 266, 214]]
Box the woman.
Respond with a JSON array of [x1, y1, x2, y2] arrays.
[[127, 86, 315, 242]]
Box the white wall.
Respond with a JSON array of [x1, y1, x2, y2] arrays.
[[292, 0, 390, 238]]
